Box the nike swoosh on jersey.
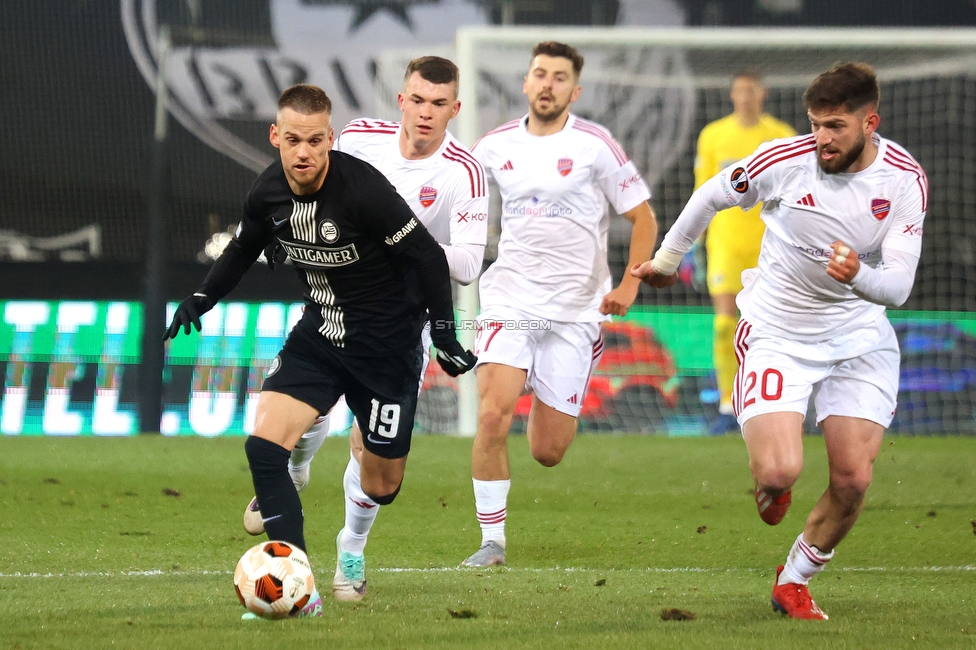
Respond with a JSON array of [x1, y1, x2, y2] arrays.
[[261, 514, 284, 524], [272, 216, 289, 227], [366, 434, 392, 445]]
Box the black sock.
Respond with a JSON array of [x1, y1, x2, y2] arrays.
[[244, 436, 306, 552]]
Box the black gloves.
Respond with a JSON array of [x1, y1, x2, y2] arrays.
[[435, 340, 477, 377], [264, 242, 287, 270], [430, 319, 477, 377], [163, 293, 215, 340]]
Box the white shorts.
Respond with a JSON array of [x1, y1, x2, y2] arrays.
[[474, 306, 604, 417], [732, 316, 900, 429]]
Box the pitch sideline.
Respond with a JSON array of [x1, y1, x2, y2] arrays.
[[2, 565, 974, 579]]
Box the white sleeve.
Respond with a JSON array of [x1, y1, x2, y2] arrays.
[[848, 176, 925, 307], [879, 170, 926, 258], [442, 241, 485, 285], [849, 248, 919, 308], [470, 140, 495, 187], [443, 165, 489, 284], [654, 140, 794, 274], [590, 131, 651, 214], [333, 128, 352, 153], [333, 118, 374, 154], [658, 174, 738, 258]]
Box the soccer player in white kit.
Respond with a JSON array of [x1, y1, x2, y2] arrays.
[[460, 41, 659, 567], [243, 57, 488, 601], [633, 63, 927, 620]]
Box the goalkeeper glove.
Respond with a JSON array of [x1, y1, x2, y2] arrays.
[[435, 340, 478, 377], [163, 293, 214, 340]]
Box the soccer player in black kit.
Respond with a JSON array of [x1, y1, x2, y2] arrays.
[[163, 84, 476, 618]]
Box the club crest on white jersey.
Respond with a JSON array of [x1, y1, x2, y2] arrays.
[[419, 186, 437, 208], [472, 114, 651, 322]]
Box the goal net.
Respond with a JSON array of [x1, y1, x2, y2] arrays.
[[376, 27, 976, 435]]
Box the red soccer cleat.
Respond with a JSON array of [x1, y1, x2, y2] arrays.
[[771, 565, 828, 620], [755, 487, 792, 525]]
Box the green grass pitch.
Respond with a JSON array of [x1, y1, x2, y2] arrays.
[[1, 434, 975, 649]]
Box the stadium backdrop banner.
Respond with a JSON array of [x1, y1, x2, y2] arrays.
[[2, 300, 975, 436]]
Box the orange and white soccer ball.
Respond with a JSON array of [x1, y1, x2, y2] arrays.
[[234, 541, 315, 619]]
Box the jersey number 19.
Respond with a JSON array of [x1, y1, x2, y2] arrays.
[[368, 398, 401, 437]]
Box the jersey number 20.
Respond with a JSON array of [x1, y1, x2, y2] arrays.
[[742, 368, 784, 408]]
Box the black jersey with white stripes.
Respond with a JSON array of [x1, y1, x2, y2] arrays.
[[196, 151, 456, 355]]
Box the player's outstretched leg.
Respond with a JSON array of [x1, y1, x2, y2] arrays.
[[243, 416, 330, 535], [460, 478, 509, 567], [755, 486, 792, 525], [770, 533, 832, 620], [333, 453, 376, 601], [243, 435, 306, 551]]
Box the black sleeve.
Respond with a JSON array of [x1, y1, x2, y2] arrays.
[[196, 190, 274, 303], [398, 227, 457, 348], [359, 171, 458, 348]]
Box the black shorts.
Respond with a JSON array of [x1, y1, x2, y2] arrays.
[[262, 322, 423, 459]]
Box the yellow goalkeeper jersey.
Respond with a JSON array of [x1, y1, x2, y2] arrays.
[[695, 114, 796, 253]]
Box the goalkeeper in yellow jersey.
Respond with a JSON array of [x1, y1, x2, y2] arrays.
[[694, 70, 795, 435]]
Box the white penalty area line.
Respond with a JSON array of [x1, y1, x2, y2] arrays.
[[2, 566, 974, 579]]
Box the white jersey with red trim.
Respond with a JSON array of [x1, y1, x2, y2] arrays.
[[334, 118, 488, 251], [472, 114, 651, 322], [706, 132, 927, 340]]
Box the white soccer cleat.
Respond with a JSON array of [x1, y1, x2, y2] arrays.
[[332, 531, 367, 602], [243, 497, 264, 536], [459, 540, 506, 567]]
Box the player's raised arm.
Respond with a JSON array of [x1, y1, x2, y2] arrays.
[[632, 137, 803, 285], [838, 173, 927, 307], [630, 171, 740, 285]]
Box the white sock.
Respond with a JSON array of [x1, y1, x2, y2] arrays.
[[288, 415, 330, 491], [340, 454, 378, 555], [473, 478, 510, 548], [779, 533, 834, 585]]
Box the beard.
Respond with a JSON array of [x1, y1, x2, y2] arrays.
[[285, 159, 327, 194], [529, 94, 569, 124], [818, 133, 865, 174]]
